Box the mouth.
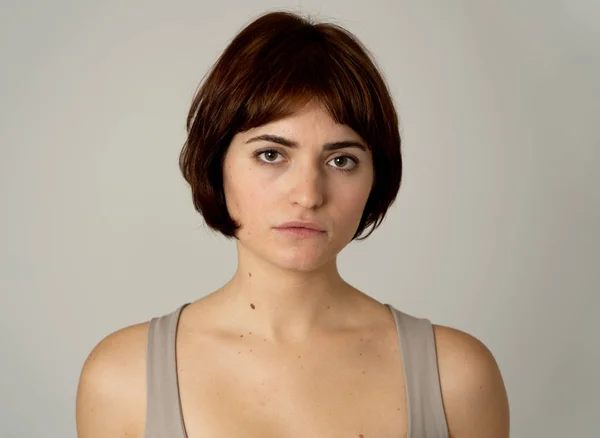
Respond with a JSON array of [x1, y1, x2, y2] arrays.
[[274, 227, 326, 238], [274, 221, 326, 232], [274, 221, 326, 238]]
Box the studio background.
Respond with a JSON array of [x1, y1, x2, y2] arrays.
[[1, 1, 598, 437]]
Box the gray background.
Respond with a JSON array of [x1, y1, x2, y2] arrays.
[[1, 1, 598, 437]]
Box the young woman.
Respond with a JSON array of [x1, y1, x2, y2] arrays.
[[76, 11, 509, 438]]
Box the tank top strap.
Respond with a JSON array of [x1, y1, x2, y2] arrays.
[[386, 304, 449, 438], [144, 304, 189, 438]]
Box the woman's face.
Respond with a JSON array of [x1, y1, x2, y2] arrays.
[[222, 101, 374, 272]]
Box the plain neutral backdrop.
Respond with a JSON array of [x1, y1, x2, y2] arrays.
[[1, 1, 598, 437]]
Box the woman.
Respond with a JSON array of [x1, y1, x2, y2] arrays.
[[76, 11, 509, 438]]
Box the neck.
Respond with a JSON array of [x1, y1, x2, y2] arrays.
[[214, 244, 357, 342]]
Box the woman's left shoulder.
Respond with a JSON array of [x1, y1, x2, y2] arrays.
[[432, 324, 498, 368], [431, 324, 511, 437]]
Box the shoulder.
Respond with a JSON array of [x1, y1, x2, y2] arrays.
[[76, 321, 150, 438], [432, 324, 510, 438]]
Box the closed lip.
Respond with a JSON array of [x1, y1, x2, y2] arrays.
[[275, 221, 325, 232]]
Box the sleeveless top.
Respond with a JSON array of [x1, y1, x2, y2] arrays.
[[144, 303, 449, 438]]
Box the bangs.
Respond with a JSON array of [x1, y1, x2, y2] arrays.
[[230, 26, 385, 148]]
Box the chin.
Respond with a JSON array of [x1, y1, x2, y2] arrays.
[[238, 229, 350, 272], [240, 240, 327, 272], [268, 243, 343, 273], [273, 257, 330, 273]]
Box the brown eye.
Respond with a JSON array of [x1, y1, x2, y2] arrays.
[[256, 150, 283, 163], [328, 155, 357, 171], [264, 151, 278, 161], [335, 157, 348, 166]]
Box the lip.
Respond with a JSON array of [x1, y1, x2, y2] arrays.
[[274, 221, 326, 231]]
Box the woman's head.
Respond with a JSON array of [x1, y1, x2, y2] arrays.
[[221, 99, 374, 272], [180, 11, 402, 250]]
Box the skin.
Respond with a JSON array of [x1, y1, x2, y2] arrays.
[[76, 100, 510, 437]]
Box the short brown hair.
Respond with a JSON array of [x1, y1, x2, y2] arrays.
[[179, 11, 402, 240]]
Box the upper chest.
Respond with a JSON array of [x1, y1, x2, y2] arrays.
[[174, 323, 409, 438]]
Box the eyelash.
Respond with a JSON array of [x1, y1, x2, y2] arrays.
[[253, 149, 359, 173]]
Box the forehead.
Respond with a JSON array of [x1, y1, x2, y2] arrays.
[[240, 101, 364, 142]]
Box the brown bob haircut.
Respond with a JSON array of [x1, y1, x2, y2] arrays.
[[179, 11, 402, 240]]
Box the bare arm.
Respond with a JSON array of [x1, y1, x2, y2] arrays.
[[434, 325, 510, 438], [76, 323, 148, 438]]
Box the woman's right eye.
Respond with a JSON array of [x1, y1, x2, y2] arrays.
[[256, 149, 283, 163]]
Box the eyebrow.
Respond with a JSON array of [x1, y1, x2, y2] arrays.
[[245, 134, 367, 152]]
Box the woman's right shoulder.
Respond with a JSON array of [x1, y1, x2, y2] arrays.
[[76, 320, 151, 438]]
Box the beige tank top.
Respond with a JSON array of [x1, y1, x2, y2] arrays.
[[144, 303, 449, 438]]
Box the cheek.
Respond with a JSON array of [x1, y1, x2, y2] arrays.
[[224, 166, 270, 220], [332, 180, 372, 225], [345, 192, 371, 217]]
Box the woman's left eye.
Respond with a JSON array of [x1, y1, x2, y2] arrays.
[[328, 156, 357, 171]]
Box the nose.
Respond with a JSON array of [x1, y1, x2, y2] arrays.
[[287, 162, 324, 210]]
